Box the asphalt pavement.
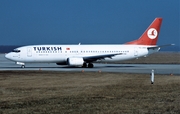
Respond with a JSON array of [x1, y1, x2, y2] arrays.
[[0, 54, 180, 75]]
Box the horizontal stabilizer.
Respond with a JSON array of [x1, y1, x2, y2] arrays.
[[147, 44, 175, 51], [148, 44, 175, 49]]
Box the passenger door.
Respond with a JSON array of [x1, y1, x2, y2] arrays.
[[134, 47, 138, 56], [27, 47, 32, 57]]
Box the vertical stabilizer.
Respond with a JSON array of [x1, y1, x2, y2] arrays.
[[126, 18, 162, 45]]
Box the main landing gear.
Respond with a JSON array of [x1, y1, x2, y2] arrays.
[[82, 63, 94, 68]]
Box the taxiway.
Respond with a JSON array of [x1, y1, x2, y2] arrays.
[[0, 54, 180, 75]]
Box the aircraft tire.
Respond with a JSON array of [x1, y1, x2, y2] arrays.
[[88, 63, 94, 68], [82, 63, 87, 68]]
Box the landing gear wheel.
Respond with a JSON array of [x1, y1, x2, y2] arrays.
[[21, 65, 25, 68], [82, 63, 87, 68], [88, 63, 94, 68]]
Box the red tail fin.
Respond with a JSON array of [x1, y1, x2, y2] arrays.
[[126, 18, 162, 45]]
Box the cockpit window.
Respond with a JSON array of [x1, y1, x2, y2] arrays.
[[12, 49, 21, 53]]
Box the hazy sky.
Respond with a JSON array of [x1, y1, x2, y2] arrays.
[[0, 0, 179, 50]]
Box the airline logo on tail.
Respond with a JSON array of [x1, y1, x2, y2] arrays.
[[147, 28, 158, 39], [126, 18, 162, 45]]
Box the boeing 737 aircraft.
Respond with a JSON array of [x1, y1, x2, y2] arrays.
[[5, 18, 173, 68]]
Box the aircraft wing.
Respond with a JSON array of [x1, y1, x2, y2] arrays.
[[83, 53, 123, 62]]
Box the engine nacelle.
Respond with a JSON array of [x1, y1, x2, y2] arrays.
[[67, 57, 84, 66]]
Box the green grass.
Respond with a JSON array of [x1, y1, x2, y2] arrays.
[[0, 71, 180, 113]]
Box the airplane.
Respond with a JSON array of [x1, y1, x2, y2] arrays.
[[5, 17, 173, 68]]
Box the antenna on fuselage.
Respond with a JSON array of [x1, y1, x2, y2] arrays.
[[78, 43, 81, 45]]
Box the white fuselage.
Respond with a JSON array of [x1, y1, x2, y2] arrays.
[[5, 44, 158, 64], [4, 18, 164, 68]]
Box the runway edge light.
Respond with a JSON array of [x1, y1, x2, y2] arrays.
[[151, 69, 154, 84]]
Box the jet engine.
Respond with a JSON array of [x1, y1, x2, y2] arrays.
[[67, 57, 84, 66]]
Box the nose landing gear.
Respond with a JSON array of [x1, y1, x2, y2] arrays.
[[16, 62, 25, 68], [21, 65, 25, 68]]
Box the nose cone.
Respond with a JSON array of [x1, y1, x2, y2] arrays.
[[5, 53, 11, 60]]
